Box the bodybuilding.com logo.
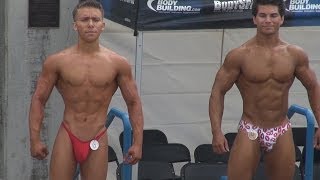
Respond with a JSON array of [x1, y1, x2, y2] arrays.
[[285, 0, 320, 12], [211, 0, 253, 11], [147, 0, 200, 13]]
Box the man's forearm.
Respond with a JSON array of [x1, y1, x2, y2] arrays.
[[308, 88, 320, 126], [127, 101, 144, 146], [209, 94, 224, 135], [29, 99, 45, 142]]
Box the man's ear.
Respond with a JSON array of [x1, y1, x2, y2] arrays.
[[253, 16, 257, 25], [101, 21, 106, 31], [73, 22, 77, 31]]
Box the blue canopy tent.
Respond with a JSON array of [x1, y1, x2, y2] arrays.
[[102, 0, 320, 93]]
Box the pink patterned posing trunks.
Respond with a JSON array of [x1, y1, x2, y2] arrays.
[[238, 119, 291, 152]]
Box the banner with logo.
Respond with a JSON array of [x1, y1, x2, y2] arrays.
[[103, 0, 320, 31]]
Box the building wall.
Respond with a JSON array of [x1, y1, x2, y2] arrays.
[[0, 0, 6, 179], [2, 0, 77, 179]]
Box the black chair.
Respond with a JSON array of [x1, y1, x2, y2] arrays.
[[224, 132, 237, 148], [292, 127, 308, 147], [108, 145, 120, 166], [180, 163, 227, 180], [117, 161, 176, 180], [119, 129, 168, 150], [142, 143, 191, 180], [253, 162, 302, 180], [194, 144, 229, 164], [300, 146, 320, 179], [117, 143, 190, 180], [292, 127, 318, 147], [141, 143, 191, 163], [138, 161, 176, 180], [294, 145, 303, 162]]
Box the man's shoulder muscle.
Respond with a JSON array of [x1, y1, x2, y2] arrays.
[[101, 47, 131, 71], [286, 44, 308, 65], [223, 46, 246, 67], [45, 47, 72, 64]]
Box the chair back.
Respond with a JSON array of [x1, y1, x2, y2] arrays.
[[180, 163, 227, 180], [194, 144, 229, 164]]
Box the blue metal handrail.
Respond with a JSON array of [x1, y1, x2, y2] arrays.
[[287, 104, 315, 180], [221, 104, 315, 180], [106, 108, 132, 180]]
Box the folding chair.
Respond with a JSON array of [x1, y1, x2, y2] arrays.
[[194, 144, 229, 164], [116, 161, 176, 180], [119, 129, 168, 150], [292, 127, 308, 147], [141, 143, 191, 163], [294, 145, 303, 162], [141, 143, 191, 180], [253, 162, 302, 180], [108, 145, 120, 166], [180, 163, 227, 180], [138, 161, 176, 180], [224, 132, 237, 148], [301, 146, 320, 179], [291, 127, 319, 163], [117, 143, 190, 180]]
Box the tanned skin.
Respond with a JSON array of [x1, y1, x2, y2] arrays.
[[29, 3, 143, 180], [209, 4, 320, 180]]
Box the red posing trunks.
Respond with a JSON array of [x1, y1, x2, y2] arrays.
[[62, 122, 107, 163]]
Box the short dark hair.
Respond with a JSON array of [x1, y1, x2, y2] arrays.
[[252, 0, 285, 17], [72, 0, 104, 21]]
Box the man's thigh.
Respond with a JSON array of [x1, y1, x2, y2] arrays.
[[263, 128, 296, 180], [228, 130, 261, 180], [80, 133, 108, 180], [50, 126, 77, 180]]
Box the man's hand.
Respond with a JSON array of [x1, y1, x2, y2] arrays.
[[124, 143, 142, 164], [212, 131, 229, 154], [314, 128, 320, 150], [30, 140, 49, 160]]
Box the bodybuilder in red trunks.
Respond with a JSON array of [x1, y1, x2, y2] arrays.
[[28, 1, 143, 179], [209, 0, 320, 179]]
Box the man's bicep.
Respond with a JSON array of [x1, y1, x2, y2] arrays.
[[212, 65, 240, 94], [296, 65, 318, 89], [117, 62, 139, 102], [295, 50, 318, 89], [33, 59, 58, 102], [212, 49, 241, 92]]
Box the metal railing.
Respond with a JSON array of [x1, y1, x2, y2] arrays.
[[287, 104, 315, 180], [106, 107, 133, 180]]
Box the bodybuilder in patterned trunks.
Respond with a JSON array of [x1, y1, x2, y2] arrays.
[[28, 1, 143, 179], [209, 0, 320, 179]]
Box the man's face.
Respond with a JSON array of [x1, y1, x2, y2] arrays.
[[253, 5, 284, 35], [73, 7, 105, 42]]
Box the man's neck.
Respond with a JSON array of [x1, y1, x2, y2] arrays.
[[76, 39, 100, 54], [254, 33, 281, 48]]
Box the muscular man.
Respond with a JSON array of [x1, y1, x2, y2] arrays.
[[209, 0, 320, 179], [29, 1, 143, 179]]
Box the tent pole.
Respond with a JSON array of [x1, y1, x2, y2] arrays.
[[132, 31, 143, 180], [220, 28, 225, 66], [135, 31, 143, 96]]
